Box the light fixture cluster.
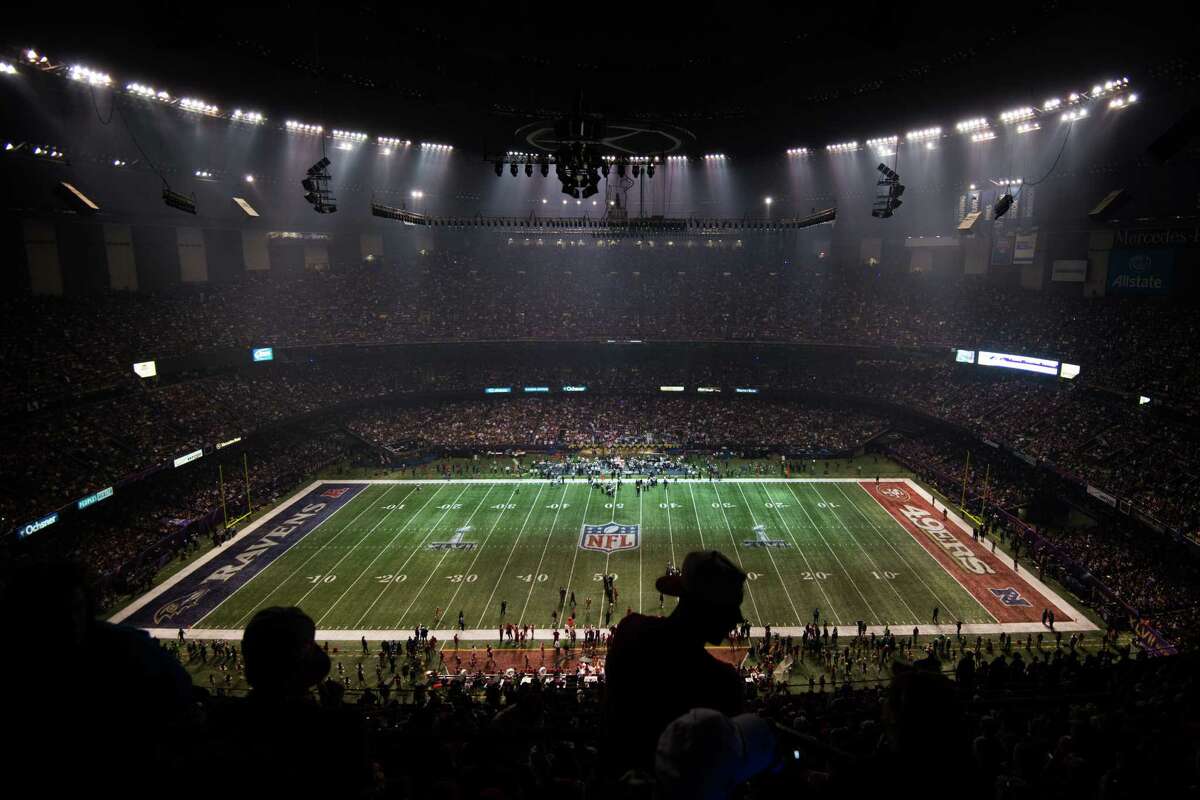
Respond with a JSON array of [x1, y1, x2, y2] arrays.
[[970, 131, 996, 142], [112, 159, 127, 167], [194, 169, 213, 178], [69, 65, 112, 86], [999, 107, 1035, 124], [0, 61, 16, 75], [421, 142, 453, 151], [127, 82, 171, 101], [332, 129, 368, 142], [992, 177, 1023, 186], [286, 120, 324, 135], [956, 117, 990, 134], [179, 97, 219, 115], [826, 141, 859, 153], [703, 153, 726, 160], [667, 155, 688, 161], [378, 136, 410, 148], [1091, 77, 1131, 98], [1016, 122, 1041, 134], [786, 147, 810, 157], [31, 145, 64, 159], [232, 109, 265, 124], [1061, 108, 1088, 123], [25, 49, 48, 64], [905, 127, 942, 142], [1108, 93, 1138, 109]]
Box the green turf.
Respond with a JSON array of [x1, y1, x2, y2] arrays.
[[192, 479, 995, 632]]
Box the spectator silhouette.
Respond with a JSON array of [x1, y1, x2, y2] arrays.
[[605, 550, 748, 778], [205, 606, 373, 796]]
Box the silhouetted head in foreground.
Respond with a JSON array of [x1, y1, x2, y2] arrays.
[[242, 606, 331, 698], [656, 550, 747, 644]]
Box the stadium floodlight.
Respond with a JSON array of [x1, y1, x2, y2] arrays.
[[1016, 122, 1041, 134], [163, 187, 197, 214], [905, 127, 941, 142], [1042, 98, 1062, 111], [1061, 108, 1088, 123], [69, 64, 112, 86], [866, 135, 899, 151], [0, 61, 17, 75], [999, 107, 1036, 124], [970, 131, 996, 142], [179, 97, 218, 115], [421, 142, 453, 151], [956, 117, 989, 133], [703, 153, 726, 160], [786, 147, 810, 156], [285, 120, 323, 135], [231, 109, 265, 124], [826, 141, 859, 153], [377, 136, 409, 148], [332, 129, 368, 142], [127, 82, 171, 102]]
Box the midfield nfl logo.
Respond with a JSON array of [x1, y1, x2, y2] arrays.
[[579, 523, 640, 553], [429, 525, 478, 551], [744, 523, 789, 548]]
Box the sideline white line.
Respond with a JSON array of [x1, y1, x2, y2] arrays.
[[146, 620, 1099, 642], [901, 479, 1091, 623], [109, 480, 324, 624]]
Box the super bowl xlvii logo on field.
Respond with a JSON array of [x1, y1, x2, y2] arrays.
[[428, 525, 478, 551], [744, 523, 789, 548], [580, 523, 640, 553]]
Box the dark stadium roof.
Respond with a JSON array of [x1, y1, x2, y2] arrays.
[[8, 1, 1196, 156]]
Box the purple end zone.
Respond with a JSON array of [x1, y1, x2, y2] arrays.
[[126, 483, 366, 628]]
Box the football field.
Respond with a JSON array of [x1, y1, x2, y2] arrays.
[[116, 478, 1095, 638]]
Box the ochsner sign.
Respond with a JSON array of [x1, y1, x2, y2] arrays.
[[18, 512, 58, 539]]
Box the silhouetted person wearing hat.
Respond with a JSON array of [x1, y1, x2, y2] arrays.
[[605, 550, 748, 777], [206, 607, 373, 797]]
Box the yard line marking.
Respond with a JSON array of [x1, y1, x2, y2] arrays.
[[391, 484, 499, 628], [314, 484, 448, 627], [846, 483, 999, 624], [699, 481, 763, 625], [638, 488, 643, 614], [685, 481, 708, 551], [201, 485, 391, 630], [803, 483, 920, 622], [751, 483, 840, 623], [558, 484, 595, 627], [733, 482, 803, 627], [346, 483, 474, 628], [783, 482, 881, 625], [517, 484, 574, 626], [288, 487, 424, 624], [477, 482, 556, 633], [664, 483, 677, 567], [441, 484, 534, 628]]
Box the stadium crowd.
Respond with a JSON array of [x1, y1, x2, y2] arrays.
[[4, 249, 1198, 411], [346, 397, 889, 452]]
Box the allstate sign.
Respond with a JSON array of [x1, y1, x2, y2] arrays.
[[1108, 249, 1173, 295]]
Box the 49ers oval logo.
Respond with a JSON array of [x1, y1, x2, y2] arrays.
[[879, 486, 910, 501]]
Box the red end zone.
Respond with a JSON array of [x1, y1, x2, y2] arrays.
[[859, 482, 1070, 624]]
